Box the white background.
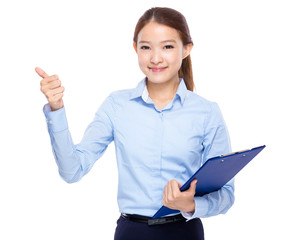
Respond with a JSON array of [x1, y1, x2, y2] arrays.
[[0, 0, 296, 239]]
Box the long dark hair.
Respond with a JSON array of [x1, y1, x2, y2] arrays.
[[133, 7, 194, 91]]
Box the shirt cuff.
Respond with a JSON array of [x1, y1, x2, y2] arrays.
[[43, 103, 68, 132], [181, 197, 209, 221], [181, 211, 194, 219]]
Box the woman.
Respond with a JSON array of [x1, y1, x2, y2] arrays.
[[36, 7, 234, 240]]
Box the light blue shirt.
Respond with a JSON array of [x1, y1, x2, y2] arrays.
[[43, 78, 234, 220]]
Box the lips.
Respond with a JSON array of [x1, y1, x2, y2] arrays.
[[149, 67, 167, 72]]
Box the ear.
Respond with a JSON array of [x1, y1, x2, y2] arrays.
[[183, 43, 193, 59], [133, 42, 137, 53]]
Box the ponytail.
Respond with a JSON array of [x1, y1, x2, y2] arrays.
[[178, 55, 194, 91]]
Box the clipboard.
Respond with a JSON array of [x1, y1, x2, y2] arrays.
[[152, 145, 266, 219]]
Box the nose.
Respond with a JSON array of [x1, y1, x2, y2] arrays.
[[150, 50, 163, 65]]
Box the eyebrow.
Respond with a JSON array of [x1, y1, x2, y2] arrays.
[[139, 39, 177, 44]]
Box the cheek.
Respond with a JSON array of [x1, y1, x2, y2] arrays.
[[138, 54, 148, 67], [167, 51, 183, 67]]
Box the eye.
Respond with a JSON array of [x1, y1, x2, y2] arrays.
[[140, 46, 150, 50], [164, 45, 174, 49]]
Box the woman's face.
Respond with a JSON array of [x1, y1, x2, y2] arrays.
[[135, 21, 192, 85]]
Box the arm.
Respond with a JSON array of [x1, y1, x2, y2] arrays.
[[162, 102, 234, 220], [43, 98, 114, 183], [182, 102, 235, 220], [37, 67, 114, 183]]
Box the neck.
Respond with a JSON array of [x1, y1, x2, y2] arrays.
[[146, 77, 180, 101]]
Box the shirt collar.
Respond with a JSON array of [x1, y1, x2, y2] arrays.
[[129, 77, 187, 105]]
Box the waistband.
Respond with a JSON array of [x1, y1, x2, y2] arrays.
[[121, 213, 185, 226]]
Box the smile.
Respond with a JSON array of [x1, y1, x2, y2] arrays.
[[149, 67, 167, 73]]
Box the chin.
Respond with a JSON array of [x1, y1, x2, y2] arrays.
[[146, 77, 169, 84], [146, 74, 178, 85]]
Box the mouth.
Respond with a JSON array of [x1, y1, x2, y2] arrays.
[[149, 67, 168, 73]]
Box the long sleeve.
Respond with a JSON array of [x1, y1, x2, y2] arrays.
[[182, 102, 235, 220], [43, 95, 115, 183]]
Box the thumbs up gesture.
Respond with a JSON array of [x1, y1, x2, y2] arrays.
[[36, 67, 64, 111]]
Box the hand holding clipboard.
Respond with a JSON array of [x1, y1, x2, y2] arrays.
[[153, 145, 266, 219]]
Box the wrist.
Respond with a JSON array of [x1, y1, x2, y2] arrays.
[[181, 199, 195, 213], [51, 106, 63, 111], [50, 101, 64, 111]]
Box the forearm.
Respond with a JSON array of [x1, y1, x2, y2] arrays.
[[182, 178, 235, 220], [44, 104, 84, 183], [43, 99, 114, 183], [49, 129, 83, 183]]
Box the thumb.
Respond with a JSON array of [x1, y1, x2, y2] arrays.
[[35, 67, 49, 78], [188, 179, 197, 193]]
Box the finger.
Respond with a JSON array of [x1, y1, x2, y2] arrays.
[[40, 75, 59, 86], [35, 67, 49, 78], [40, 80, 61, 93], [170, 180, 181, 198], [167, 180, 176, 199], [45, 86, 65, 98], [46, 79, 61, 90], [40, 82, 61, 96], [191, 179, 198, 188], [167, 181, 173, 200], [187, 179, 197, 194], [52, 86, 65, 96]]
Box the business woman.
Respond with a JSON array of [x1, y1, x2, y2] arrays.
[[36, 7, 234, 240]]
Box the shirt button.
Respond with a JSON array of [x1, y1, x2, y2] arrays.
[[48, 120, 53, 124]]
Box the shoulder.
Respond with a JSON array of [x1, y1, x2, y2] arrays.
[[108, 88, 135, 103], [185, 90, 225, 127], [185, 90, 218, 111], [95, 88, 134, 117], [109, 88, 134, 98], [100, 87, 138, 113]]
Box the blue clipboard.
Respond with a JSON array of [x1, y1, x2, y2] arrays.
[[152, 145, 266, 219]]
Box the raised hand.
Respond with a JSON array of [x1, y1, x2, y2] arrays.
[[36, 67, 64, 111]]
